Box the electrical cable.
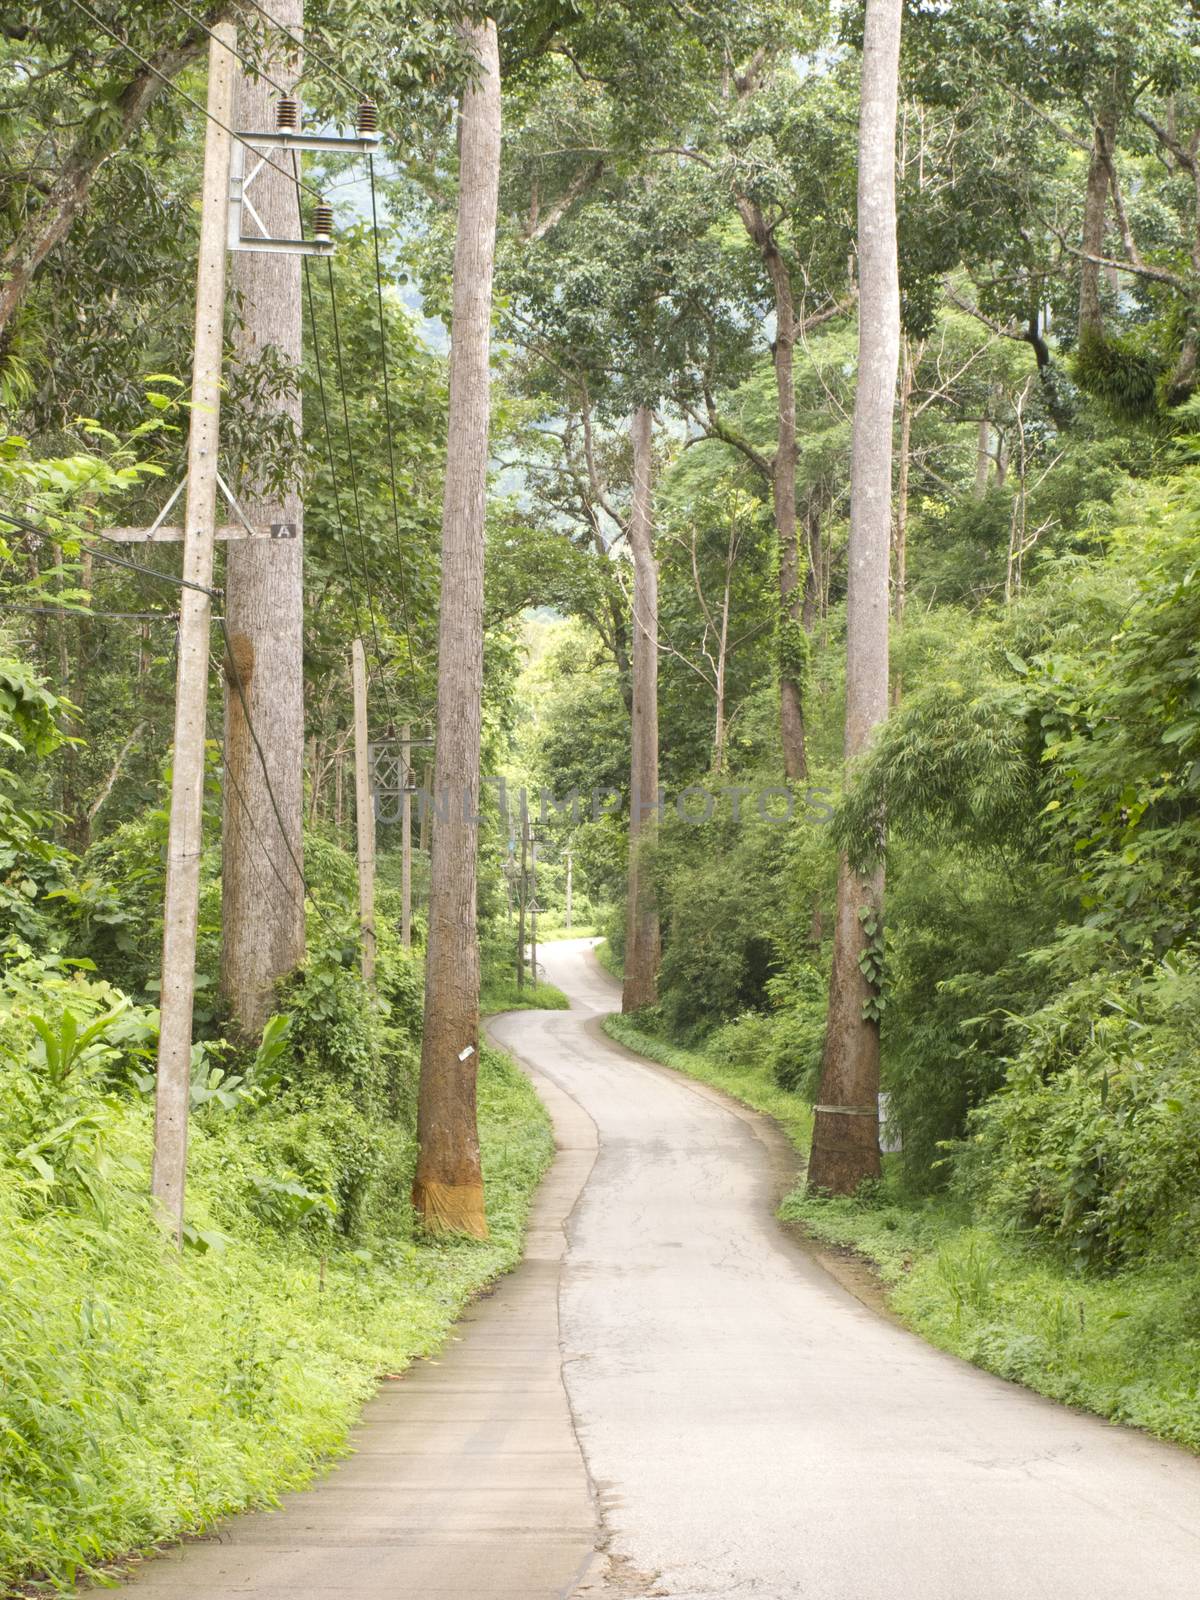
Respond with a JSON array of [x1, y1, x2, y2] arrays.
[[64, 0, 324, 198], [289, 155, 396, 725], [160, 0, 289, 94], [238, 0, 368, 100], [208, 647, 333, 927], [322, 253, 400, 719], [366, 155, 424, 716], [216, 614, 342, 935], [4, 506, 344, 929], [0, 506, 221, 598], [311, 259, 399, 720], [0, 604, 180, 619], [302, 255, 368, 648]]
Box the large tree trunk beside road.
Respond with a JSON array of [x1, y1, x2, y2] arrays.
[[808, 0, 903, 1196], [622, 406, 661, 1014], [413, 17, 502, 1239]]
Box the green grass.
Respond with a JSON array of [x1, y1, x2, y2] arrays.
[[0, 1045, 553, 1593], [602, 1013, 814, 1153], [480, 977, 570, 1014], [534, 922, 599, 943], [593, 937, 622, 981], [605, 1000, 1200, 1456], [783, 1184, 1200, 1452]]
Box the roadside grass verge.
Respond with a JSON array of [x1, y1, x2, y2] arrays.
[[0, 1045, 553, 1594], [480, 977, 569, 1014], [534, 920, 600, 943], [593, 938, 622, 982], [784, 1184, 1200, 1452], [602, 1012, 814, 1154]]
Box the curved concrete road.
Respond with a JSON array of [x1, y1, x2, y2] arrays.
[[120, 937, 1200, 1600], [489, 939, 1200, 1600]]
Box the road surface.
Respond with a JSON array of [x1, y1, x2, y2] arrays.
[[120, 937, 1200, 1600]]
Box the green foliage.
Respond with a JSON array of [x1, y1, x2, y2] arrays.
[[0, 1028, 551, 1590], [1073, 328, 1164, 424], [480, 974, 570, 1013], [955, 952, 1200, 1269], [786, 1186, 1200, 1454]]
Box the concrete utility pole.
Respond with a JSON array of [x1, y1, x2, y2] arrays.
[[401, 721, 413, 949], [565, 846, 573, 933], [151, 22, 236, 1244], [220, 0, 306, 1039], [530, 830, 540, 990], [352, 638, 376, 987], [516, 807, 528, 990]]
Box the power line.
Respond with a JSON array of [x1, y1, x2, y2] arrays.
[[4, 504, 345, 929], [238, 0, 367, 100], [0, 506, 221, 598], [302, 255, 368, 646], [161, 0, 289, 94], [322, 254, 399, 718], [288, 149, 395, 727], [216, 614, 342, 935], [367, 155, 424, 717], [209, 647, 325, 928], [64, 0, 324, 199], [0, 604, 180, 620]]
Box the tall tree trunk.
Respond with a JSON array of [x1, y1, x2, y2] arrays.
[[808, 0, 903, 1196], [973, 412, 991, 499], [892, 338, 915, 629], [412, 17, 501, 1240], [800, 501, 821, 633], [0, 25, 210, 339], [735, 198, 807, 781], [712, 556, 732, 775], [220, 1, 306, 1039], [622, 406, 661, 1012], [1078, 112, 1116, 344]]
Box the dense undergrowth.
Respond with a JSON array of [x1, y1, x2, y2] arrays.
[[0, 990, 551, 1592], [0, 680, 555, 1593]]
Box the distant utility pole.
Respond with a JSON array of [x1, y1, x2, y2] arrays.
[[352, 638, 376, 987], [529, 830, 541, 990], [150, 22, 236, 1243], [516, 806, 529, 990], [367, 723, 430, 951], [401, 721, 413, 949], [565, 845, 573, 933]]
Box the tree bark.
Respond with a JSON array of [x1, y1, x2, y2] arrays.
[[0, 24, 212, 339], [220, 1, 306, 1040], [889, 340, 915, 705], [413, 17, 501, 1240], [892, 338, 915, 628], [735, 197, 808, 781], [1078, 112, 1116, 344], [808, 0, 903, 1196], [973, 412, 991, 499], [622, 405, 661, 1013]]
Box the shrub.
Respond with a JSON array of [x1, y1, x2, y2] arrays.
[[955, 952, 1200, 1268]]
